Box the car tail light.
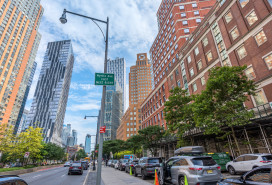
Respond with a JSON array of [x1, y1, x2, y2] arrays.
[[217, 166, 221, 170], [147, 171, 153, 173], [196, 183, 200, 185], [260, 161, 271, 163], [69, 167, 73, 169], [78, 167, 82, 169], [189, 167, 203, 171]]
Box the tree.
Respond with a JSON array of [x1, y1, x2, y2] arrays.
[[193, 66, 256, 154], [126, 135, 142, 155], [43, 143, 65, 161], [103, 139, 126, 158], [164, 87, 196, 146], [0, 125, 18, 162], [74, 149, 87, 161], [138, 126, 165, 156]]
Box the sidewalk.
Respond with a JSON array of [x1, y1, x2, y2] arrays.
[[101, 167, 153, 185]]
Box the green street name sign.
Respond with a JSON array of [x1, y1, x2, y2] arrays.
[[95, 73, 115, 86]]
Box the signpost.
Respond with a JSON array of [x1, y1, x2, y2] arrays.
[[24, 152, 30, 158], [99, 126, 106, 133], [95, 73, 114, 86]]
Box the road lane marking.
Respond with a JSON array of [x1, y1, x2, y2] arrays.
[[83, 168, 91, 185], [61, 174, 65, 178]]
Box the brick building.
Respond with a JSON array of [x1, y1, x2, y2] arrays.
[[117, 53, 152, 141], [142, 0, 272, 158]]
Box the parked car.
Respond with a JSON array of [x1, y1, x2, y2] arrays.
[[108, 160, 112, 167], [68, 163, 83, 175], [226, 153, 272, 175], [218, 165, 272, 185], [114, 161, 120, 169], [125, 159, 138, 174], [118, 159, 129, 171], [64, 162, 71, 167], [111, 160, 118, 168], [0, 175, 28, 185], [157, 146, 222, 185], [81, 161, 89, 170], [134, 157, 163, 180]]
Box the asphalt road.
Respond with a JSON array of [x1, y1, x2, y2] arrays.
[[20, 166, 90, 185]]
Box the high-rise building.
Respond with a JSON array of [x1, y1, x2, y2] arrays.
[[85, 134, 91, 154], [0, 0, 44, 126], [117, 53, 152, 140], [26, 40, 74, 146], [14, 62, 37, 134], [104, 83, 123, 141], [67, 136, 74, 147], [62, 124, 71, 147], [72, 129, 77, 146], [107, 57, 126, 112], [17, 109, 29, 134], [141, 0, 216, 129]]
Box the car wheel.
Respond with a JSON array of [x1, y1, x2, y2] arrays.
[[252, 166, 258, 169], [134, 170, 138, 177], [178, 176, 185, 185], [228, 166, 236, 175], [158, 172, 165, 185], [68, 172, 71, 175], [141, 170, 147, 180]]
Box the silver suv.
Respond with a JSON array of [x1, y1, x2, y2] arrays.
[[226, 153, 272, 175], [157, 149, 222, 185]]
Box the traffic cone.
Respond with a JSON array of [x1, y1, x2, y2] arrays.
[[130, 166, 132, 175], [154, 169, 159, 185], [184, 175, 188, 185]]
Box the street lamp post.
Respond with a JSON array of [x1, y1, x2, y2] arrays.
[[60, 10, 109, 185]]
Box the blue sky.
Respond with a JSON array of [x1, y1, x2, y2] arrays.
[[25, 0, 161, 148]]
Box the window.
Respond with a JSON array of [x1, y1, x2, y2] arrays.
[[254, 30, 267, 46], [192, 3, 197, 8], [181, 13, 186, 17], [225, 11, 233, 23], [182, 20, 188, 25], [230, 27, 239, 40], [177, 81, 181, 87], [196, 18, 201, 23], [246, 11, 258, 26], [127, 134, 129, 137], [254, 90, 267, 106], [194, 11, 199, 15], [201, 76, 206, 85], [240, 0, 249, 8], [202, 37, 208, 47], [184, 29, 189, 33], [264, 53, 272, 69], [197, 60, 202, 70], [187, 56, 191, 63], [194, 47, 199, 55], [190, 68, 194, 76], [237, 45, 247, 60], [206, 52, 213, 62], [245, 168, 271, 183], [179, 5, 184, 9], [245, 66, 256, 80], [173, 159, 189, 166], [192, 83, 197, 92]]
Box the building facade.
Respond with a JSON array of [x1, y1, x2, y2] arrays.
[[107, 57, 126, 113], [62, 124, 71, 147], [14, 62, 37, 134], [26, 40, 74, 146], [72, 129, 77, 146], [85, 134, 91, 154], [117, 53, 153, 141], [0, 0, 43, 126], [142, 0, 272, 158], [16, 109, 29, 134]]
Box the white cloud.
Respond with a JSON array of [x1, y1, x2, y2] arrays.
[[67, 101, 100, 111], [70, 82, 95, 90]]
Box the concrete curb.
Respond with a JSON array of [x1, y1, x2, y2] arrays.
[[0, 164, 63, 176]]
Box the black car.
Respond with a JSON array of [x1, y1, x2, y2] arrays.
[[0, 175, 28, 185], [68, 163, 83, 175], [134, 157, 163, 180], [118, 159, 129, 171], [125, 159, 138, 174], [218, 165, 272, 185], [81, 161, 89, 170]]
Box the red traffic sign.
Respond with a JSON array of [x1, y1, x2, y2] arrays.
[[99, 126, 106, 133], [24, 152, 30, 158]]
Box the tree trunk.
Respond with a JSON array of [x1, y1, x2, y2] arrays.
[[231, 126, 241, 156]]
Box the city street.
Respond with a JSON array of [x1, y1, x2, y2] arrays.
[[20, 166, 89, 185]]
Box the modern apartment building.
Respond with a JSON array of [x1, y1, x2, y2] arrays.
[[104, 83, 123, 141], [142, 0, 272, 156], [62, 124, 71, 147], [85, 134, 91, 154], [16, 109, 29, 134], [14, 62, 37, 134], [141, 0, 216, 130], [117, 53, 152, 141], [107, 57, 126, 113], [0, 0, 43, 126], [26, 40, 74, 146], [72, 129, 77, 146]]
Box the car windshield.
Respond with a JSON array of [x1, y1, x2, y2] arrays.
[[122, 159, 128, 163], [191, 157, 217, 166], [72, 163, 81, 167], [148, 158, 162, 163], [262, 155, 272, 161]]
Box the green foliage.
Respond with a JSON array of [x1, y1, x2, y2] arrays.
[[114, 150, 133, 159], [138, 125, 165, 156], [103, 139, 126, 158], [43, 143, 66, 160], [75, 149, 87, 160], [125, 135, 142, 155]]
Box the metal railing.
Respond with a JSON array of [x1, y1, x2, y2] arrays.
[[249, 103, 272, 120]]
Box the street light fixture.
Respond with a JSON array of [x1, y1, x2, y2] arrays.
[[59, 10, 67, 24]]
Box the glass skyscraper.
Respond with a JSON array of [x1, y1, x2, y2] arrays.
[[26, 40, 74, 146], [85, 134, 91, 154]]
